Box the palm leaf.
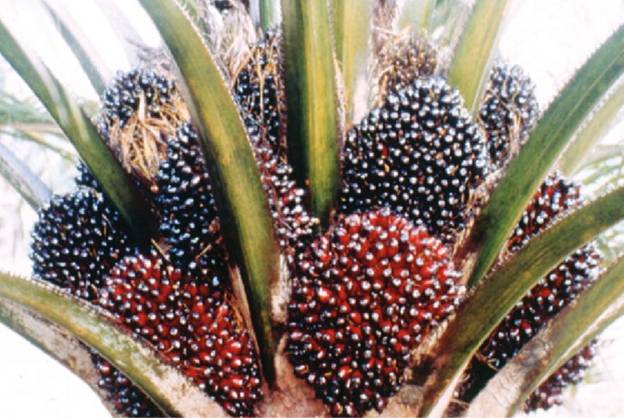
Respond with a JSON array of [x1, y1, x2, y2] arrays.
[[465, 256, 624, 417], [333, 0, 373, 122], [43, 1, 111, 94], [0, 272, 225, 417], [281, 0, 340, 224], [559, 81, 624, 175], [260, 0, 280, 31], [447, 0, 511, 112]]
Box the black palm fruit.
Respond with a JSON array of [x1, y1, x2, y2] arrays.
[[479, 63, 539, 169], [340, 77, 489, 244], [30, 187, 132, 301]]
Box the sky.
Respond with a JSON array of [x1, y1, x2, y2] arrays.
[[0, 0, 623, 417]]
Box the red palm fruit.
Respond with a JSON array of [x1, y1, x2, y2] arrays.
[[286, 210, 464, 416], [99, 253, 262, 417]]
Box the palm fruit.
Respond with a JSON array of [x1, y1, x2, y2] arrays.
[[372, 32, 438, 106], [78, 69, 189, 194], [233, 32, 319, 262], [340, 77, 489, 244], [455, 172, 601, 411], [29, 188, 132, 301], [478, 63, 539, 169], [286, 210, 464, 416], [507, 172, 580, 252], [99, 253, 263, 416], [91, 352, 162, 417], [155, 123, 227, 277], [233, 32, 286, 158], [524, 343, 596, 412]]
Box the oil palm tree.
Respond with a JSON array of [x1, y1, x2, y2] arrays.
[[0, 0, 623, 417]]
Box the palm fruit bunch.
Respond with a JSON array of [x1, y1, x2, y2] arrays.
[[26, 8, 606, 418], [287, 210, 464, 416], [452, 174, 602, 412], [30, 188, 132, 301], [478, 63, 540, 169], [99, 253, 262, 416], [339, 76, 489, 245]]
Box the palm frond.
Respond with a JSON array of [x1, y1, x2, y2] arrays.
[[281, 0, 340, 224]]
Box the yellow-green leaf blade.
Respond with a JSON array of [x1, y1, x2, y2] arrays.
[[282, 0, 340, 224], [333, 0, 373, 122], [466, 257, 624, 417], [559, 81, 624, 175], [137, 0, 280, 384], [260, 0, 280, 32], [43, 2, 111, 94]]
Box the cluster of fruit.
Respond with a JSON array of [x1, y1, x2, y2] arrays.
[[29, 30, 600, 417]]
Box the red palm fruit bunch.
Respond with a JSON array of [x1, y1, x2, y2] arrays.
[[287, 210, 464, 416], [99, 253, 262, 417]]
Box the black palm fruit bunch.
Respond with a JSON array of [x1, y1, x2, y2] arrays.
[[2, 1, 624, 418]]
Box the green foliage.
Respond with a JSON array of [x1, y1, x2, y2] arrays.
[[281, 0, 340, 225]]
